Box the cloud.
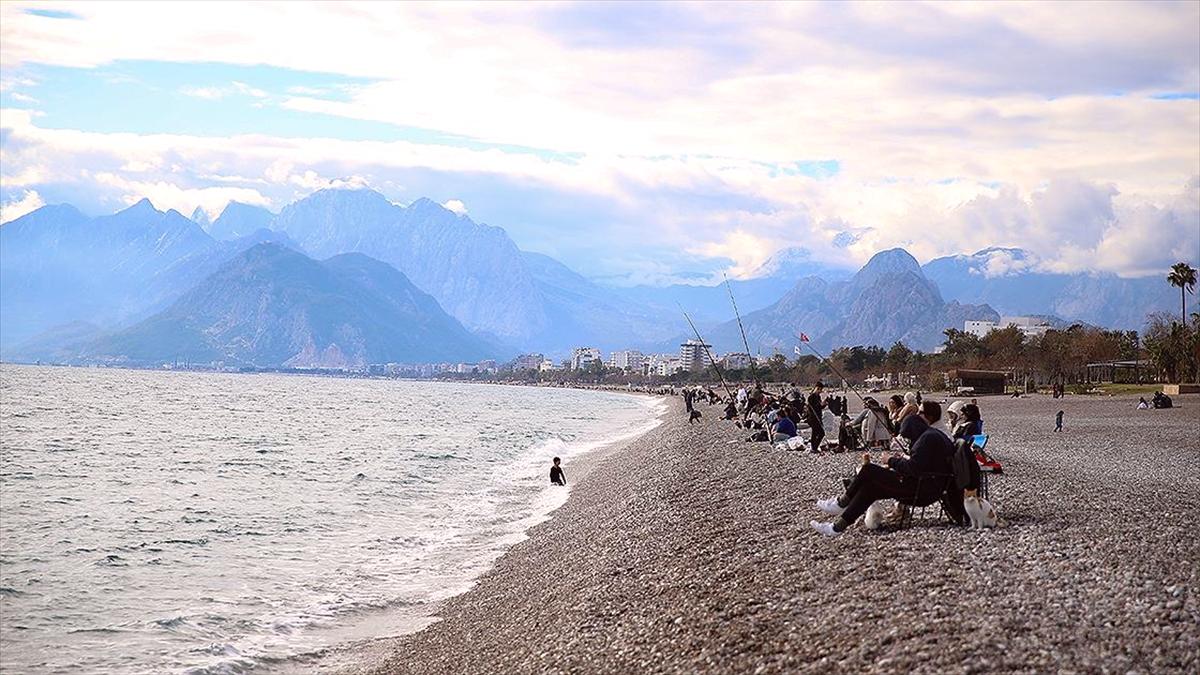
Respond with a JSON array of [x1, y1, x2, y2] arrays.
[[0, 2, 1196, 281], [688, 230, 777, 279], [0, 188, 44, 222], [180, 81, 269, 100], [179, 85, 227, 100], [442, 199, 466, 215]]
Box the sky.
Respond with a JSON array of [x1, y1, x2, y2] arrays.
[[1, 0, 1198, 284]]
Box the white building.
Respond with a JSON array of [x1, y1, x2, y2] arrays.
[[512, 353, 544, 371], [721, 352, 754, 370], [964, 320, 996, 338], [655, 357, 684, 376], [1000, 316, 1051, 338], [538, 359, 557, 372], [608, 350, 646, 371], [964, 316, 1051, 339], [570, 347, 602, 370], [679, 339, 714, 372], [643, 353, 683, 377]]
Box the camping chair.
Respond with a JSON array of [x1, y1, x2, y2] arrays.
[[970, 434, 999, 499], [897, 472, 957, 529]]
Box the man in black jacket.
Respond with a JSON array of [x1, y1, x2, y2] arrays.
[[805, 382, 825, 452], [810, 402, 955, 536]]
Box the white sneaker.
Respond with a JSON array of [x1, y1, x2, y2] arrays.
[[810, 520, 841, 537], [816, 497, 845, 516]]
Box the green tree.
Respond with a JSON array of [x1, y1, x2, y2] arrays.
[[942, 328, 984, 363], [1167, 262, 1197, 324], [885, 341, 913, 371]]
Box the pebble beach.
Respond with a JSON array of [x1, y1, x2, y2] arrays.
[[327, 393, 1199, 674]]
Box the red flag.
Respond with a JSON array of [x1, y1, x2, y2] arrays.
[[799, 332, 810, 342]]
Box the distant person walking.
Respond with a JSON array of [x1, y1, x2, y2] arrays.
[[1054, 410, 1064, 433], [550, 457, 566, 485]]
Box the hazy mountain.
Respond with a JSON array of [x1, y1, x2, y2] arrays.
[[0, 201, 305, 355], [922, 247, 1178, 329], [209, 202, 275, 241], [271, 189, 549, 344], [0, 200, 217, 348], [703, 249, 998, 354], [614, 247, 854, 325], [522, 252, 681, 350], [190, 206, 211, 229], [78, 244, 495, 367]]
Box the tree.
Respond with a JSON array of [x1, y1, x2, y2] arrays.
[[1167, 262, 1197, 324], [885, 341, 913, 371]]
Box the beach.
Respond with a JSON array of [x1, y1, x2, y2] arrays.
[[324, 393, 1199, 674]]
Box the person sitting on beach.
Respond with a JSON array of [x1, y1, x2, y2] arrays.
[[550, 457, 566, 486], [1137, 397, 1149, 410], [951, 402, 982, 441], [810, 402, 955, 536], [895, 392, 919, 425], [885, 394, 905, 433], [723, 399, 739, 420], [771, 411, 797, 441], [852, 397, 892, 449]]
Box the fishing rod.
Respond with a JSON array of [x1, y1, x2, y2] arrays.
[[722, 272, 757, 385], [795, 336, 897, 440], [679, 306, 736, 402]]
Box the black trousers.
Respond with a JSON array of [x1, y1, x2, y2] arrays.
[[808, 417, 825, 452], [838, 463, 919, 525]]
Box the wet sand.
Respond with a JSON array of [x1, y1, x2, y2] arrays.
[[328, 393, 1199, 674]]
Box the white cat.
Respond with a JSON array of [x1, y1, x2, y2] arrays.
[[864, 501, 890, 530], [964, 493, 998, 529]]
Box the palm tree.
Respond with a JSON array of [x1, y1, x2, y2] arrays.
[[1167, 262, 1197, 324]]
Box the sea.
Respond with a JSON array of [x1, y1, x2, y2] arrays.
[[0, 364, 665, 674]]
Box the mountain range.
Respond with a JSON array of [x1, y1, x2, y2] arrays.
[[703, 249, 998, 354], [921, 247, 1179, 329], [1, 187, 1186, 366]]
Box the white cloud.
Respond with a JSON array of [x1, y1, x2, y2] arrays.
[[442, 199, 466, 215], [179, 85, 226, 100], [0, 2, 1196, 279], [0, 188, 44, 223], [180, 81, 268, 100]]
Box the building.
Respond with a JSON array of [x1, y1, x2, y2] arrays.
[[570, 347, 602, 370], [999, 316, 1051, 338], [654, 357, 684, 376], [945, 369, 1007, 394], [679, 339, 714, 372], [608, 350, 646, 371], [643, 353, 683, 377], [512, 353, 544, 371], [964, 317, 1051, 339], [721, 352, 754, 371], [538, 358, 557, 372], [964, 320, 996, 338]]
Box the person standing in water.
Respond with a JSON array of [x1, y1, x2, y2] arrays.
[[550, 457, 566, 485], [1054, 410, 1064, 432]]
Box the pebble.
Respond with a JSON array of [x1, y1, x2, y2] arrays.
[[326, 394, 1200, 674]]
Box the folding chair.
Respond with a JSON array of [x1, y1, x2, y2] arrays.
[[970, 434, 997, 499], [897, 473, 956, 529]]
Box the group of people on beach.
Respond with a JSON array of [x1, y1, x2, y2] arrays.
[[679, 379, 1004, 534]]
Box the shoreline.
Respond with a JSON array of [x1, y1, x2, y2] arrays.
[[278, 392, 672, 674], [313, 392, 1197, 674]]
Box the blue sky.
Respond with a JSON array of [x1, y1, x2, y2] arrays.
[[1, 1, 1197, 281]]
